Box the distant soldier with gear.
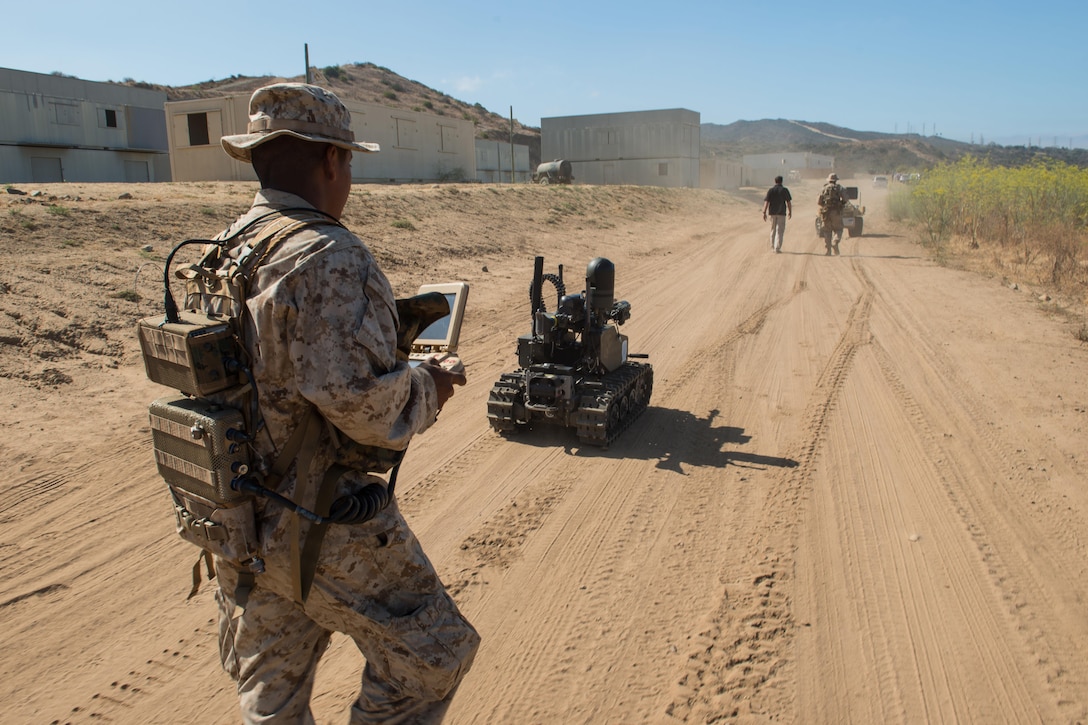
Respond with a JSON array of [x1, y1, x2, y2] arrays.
[[762, 175, 793, 253], [817, 172, 848, 255], [211, 82, 479, 723]]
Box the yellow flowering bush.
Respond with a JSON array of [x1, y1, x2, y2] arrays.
[[902, 157, 1088, 293]]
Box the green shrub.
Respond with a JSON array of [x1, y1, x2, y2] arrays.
[[902, 156, 1088, 298]]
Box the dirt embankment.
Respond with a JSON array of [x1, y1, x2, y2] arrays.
[[2, 180, 1086, 724]]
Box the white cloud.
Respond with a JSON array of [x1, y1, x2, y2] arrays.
[[453, 76, 482, 93]]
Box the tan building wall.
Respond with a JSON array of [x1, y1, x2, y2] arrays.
[[166, 95, 477, 184]]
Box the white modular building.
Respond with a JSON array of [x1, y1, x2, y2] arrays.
[[0, 67, 170, 183], [541, 109, 700, 188]]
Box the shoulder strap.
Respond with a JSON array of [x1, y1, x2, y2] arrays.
[[231, 212, 340, 291]]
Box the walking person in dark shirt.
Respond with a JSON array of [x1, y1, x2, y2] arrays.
[[762, 176, 793, 253]]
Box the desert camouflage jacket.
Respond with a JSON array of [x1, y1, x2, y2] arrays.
[[217, 190, 438, 553]]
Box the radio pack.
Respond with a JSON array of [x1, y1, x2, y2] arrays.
[[138, 311, 240, 397], [139, 210, 336, 594]]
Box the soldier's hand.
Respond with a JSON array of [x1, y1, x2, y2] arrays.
[[419, 359, 466, 410]]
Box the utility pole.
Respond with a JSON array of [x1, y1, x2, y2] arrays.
[[509, 106, 516, 184]]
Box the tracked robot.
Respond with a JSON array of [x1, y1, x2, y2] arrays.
[[486, 255, 653, 446]]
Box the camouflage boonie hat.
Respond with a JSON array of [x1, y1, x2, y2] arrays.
[[221, 82, 379, 163], [827, 173, 838, 182]]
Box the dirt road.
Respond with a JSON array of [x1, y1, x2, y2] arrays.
[[2, 180, 1086, 724]]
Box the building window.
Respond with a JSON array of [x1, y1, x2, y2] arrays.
[[439, 124, 457, 152], [52, 102, 80, 126], [659, 162, 669, 176], [394, 118, 417, 149], [104, 109, 118, 128], [187, 113, 210, 146]]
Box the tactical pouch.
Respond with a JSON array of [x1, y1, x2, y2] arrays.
[[171, 487, 260, 568]]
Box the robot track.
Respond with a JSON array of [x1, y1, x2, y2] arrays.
[[573, 362, 653, 447], [486, 372, 526, 433]]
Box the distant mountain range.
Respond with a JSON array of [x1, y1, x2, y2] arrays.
[[700, 119, 1088, 175], [122, 63, 1088, 174]]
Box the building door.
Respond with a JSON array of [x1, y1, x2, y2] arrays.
[[124, 160, 150, 182], [31, 157, 63, 182]]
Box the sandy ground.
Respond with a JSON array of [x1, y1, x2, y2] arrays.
[[2, 179, 1087, 724]]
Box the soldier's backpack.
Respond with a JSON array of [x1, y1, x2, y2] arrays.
[[819, 183, 844, 211], [139, 209, 450, 603], [138, 209, 335, 599]]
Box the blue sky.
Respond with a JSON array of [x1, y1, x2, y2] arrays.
[[5, 0, 1086, 148]]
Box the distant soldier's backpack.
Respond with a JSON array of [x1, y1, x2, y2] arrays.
[[819, 183, 843, 210]]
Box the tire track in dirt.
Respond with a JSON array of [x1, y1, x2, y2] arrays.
[[667, 262, 873, 721], [860, 287, 1088, 721], [0, 437, 147, 522], [0, 438, 157, 609], [463, 456, 671, 722], [848, 338, 1050, 721], [788, 250, 1085, 722]]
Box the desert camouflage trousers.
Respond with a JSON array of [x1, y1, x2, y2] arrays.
[[821, 209, 844, 253], [215, 499, 479, 724]]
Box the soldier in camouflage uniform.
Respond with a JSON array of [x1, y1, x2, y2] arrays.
[[817, 172, 848, 255], [214, 83, 479, 724]]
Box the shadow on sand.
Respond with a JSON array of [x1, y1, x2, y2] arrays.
[[493, 407, 798, 475]]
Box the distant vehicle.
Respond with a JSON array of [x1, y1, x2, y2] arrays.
[[872, 175, 888, 188], [534, 159, 574, 185], [787, 169, 803, 183]]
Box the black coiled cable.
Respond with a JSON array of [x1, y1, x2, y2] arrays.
[[529, 273, 566, 312], [326, 482, 393, 524], [233, 463, 399, 526]]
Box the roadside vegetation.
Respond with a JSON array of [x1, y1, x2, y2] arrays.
[[889, 157, 1088, 339]]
